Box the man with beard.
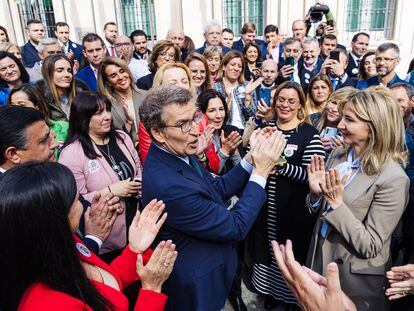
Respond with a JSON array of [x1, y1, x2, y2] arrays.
[[357, 43, 406, 89], [296, 38, 324, 92], [21, 19, 46, 68], [103, 22, 118, 57], [131, 29, 151, 61]]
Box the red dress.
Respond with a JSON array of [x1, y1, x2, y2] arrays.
[[18, 235, 167, 310]]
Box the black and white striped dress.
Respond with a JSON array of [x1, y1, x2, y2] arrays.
[[250, 121, 325, 304]]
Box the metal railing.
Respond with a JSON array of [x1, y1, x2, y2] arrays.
[[17, 0, 56, 40], [222, 0, 265, 36]]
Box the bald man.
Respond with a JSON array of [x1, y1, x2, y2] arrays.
[[292, 20, 307, 42], [114, 35, 150, 81], [166, 27, 186, 62]]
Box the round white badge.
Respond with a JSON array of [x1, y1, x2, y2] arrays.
[[305, 79, 309, 84], [76, 242, 91, 257], [284, 147, 294, 157], [304, 73, 310, 79], [72, 43, 77, 48], [352, 68, 359, 75]]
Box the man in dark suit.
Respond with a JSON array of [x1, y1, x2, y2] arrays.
[[75, 33, 107, 91], [0, 105, 121, 254], [130, 29, 151, 61], [357, 42, 407, 90], [322, 48, 358, 90], [264, 24, 284, 63], [232, 22, 267, 58], [345, 32, 370, 79], [21, 19, 45, 68], [166, 27, 188, 62], [140, 85, 286, 311], [54, 22, 83, 65], [193, 20, 232, 55]]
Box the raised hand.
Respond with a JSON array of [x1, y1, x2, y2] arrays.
[[109, 178, 141, 197], [136, 240, 177, 293], [307, 155, 326, 196], [386, 264, 414, 300], [84, 192, 122, 241], [320, 169, 348, 209], [256, 99, 275, 121], [220, 130, 242, 156], [280, 65, 294, 79], [272, 239, 356, 311], [197, 124, 214, 155], [245, 77, 264, 95], [128, 199, 167, 254]]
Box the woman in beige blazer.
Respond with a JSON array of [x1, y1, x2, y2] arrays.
[[306, 87, 409, 311], [98, 56, 147, 144]]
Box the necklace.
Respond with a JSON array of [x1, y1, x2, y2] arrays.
[[97, 141, 125, 180]]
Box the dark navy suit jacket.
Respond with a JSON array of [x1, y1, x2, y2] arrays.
[[21, 41, 40, 68], [67, 40, 83, 64], [75, 65, 97, 91], [232, 38, 267, 58], [356, 73, 407, 90], [193, 42, 232, 56], [142, 145, 267, 311]]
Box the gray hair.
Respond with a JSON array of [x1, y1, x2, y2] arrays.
[[204, 20, 221, 35], [38, 38, 60, 53], [302, 37, 320, 48], [377, 42, 400, 57], [389, 82, 414, 98], [139, 85, 194, 137]]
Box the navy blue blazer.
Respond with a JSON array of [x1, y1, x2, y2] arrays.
[[356, 73, 407, 90], [142, 145, 267, 311], [75, 66, 97, 92], [232, 38, 267, 58], [193, 42, 232, 56], [345, 54, 360, 79], [21, 41, 40, 68], [67, 40, 83, 64]]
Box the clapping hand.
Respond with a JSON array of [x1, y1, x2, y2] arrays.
[[272, 239, 356, 311], [197, 124, 214, 155], [84, 192, 122, 241], [307, 155, 326, 197], [220, 130, 242, 156], [136, 240, 177, 293], [320, 169, 348, 210], [386, 264, 414, 300], [128, 199, 167, 254]]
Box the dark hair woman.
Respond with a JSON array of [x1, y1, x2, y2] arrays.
[[358, 51, 377, 81], [243, 42, 262, 81], [0, 51, 30, 105], [0, 25, 9, 43], [0, 162, 176, 311], [197, 89, 242, 174], [248, 81, 325, 309], [59, 92, 143, 262]]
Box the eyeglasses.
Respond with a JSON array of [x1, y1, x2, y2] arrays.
[[162, 112, 202, 133], [159, 51, 176, 58], [276, 96, 299, 106], [373, 57, 398, 63]]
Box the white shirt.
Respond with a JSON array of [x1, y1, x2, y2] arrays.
[[229, 87, 244, 130], [128, 58, 151, 82]]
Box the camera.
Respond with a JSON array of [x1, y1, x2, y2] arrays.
[[308, 5, 329, 23]]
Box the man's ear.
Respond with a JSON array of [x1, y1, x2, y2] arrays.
[[4, 146, 22, 165], [151, 128, 166, 145]]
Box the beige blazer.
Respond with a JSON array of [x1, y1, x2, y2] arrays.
[[111, 88, 147, 144], [306, 148, 409, 311]]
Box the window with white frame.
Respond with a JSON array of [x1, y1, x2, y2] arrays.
[[17, 0, 56, 39], [121, 0, 156, 41], [344, 0, 397, 41], [222, 0, 265, 36]]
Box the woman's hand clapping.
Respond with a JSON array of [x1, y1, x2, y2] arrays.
[[220, 130, 242, 156], [386, 264, 414, 300]]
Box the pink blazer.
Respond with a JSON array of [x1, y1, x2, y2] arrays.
[[59, 131, 142, 254]]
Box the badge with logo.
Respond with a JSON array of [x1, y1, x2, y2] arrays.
[[305, 79, 309, 84], [88, 159, 100, 173], [76, 242, 91, 257], [304, 73, 310, 79], [284, 144, 298, 157], [352, 68, 359, 75], [72, 43, 77, 49], [237, 86, 246, 99]]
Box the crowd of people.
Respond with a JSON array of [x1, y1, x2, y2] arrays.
[[1, 3, 414, 311]]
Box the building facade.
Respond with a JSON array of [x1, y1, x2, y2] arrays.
[[1, 0, 413, 73]]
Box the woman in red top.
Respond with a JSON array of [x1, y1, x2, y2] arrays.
[[0, 162, 176, 311]]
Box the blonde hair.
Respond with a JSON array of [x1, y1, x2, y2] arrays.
[[338, 87, 407, 175], [316, 87, 355, 132], [306, 74, 333, 115], [97, 56, 140, 102], [0, 42, 19, 53], [42, 54, 76, 110], [153, 62, 196, 97]]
